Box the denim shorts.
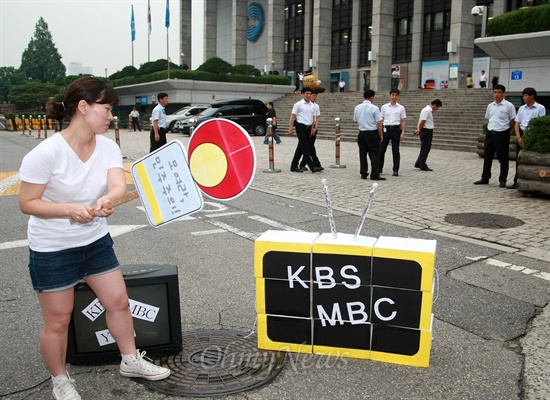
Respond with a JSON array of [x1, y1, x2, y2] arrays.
[[28, 233, 120, 292]]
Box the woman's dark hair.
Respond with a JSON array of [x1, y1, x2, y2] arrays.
[[46, 77, 119, 120]]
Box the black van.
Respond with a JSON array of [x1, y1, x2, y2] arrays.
[[182, 98, 267, 136]]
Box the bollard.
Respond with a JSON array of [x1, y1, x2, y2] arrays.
[[28, 115, 34, 136], [188, 118, 197, 137], [114, 116, 121, 147], [44, 116, 48, 139], [36, 116, 42, 139], [329, 117, 347, 168], [263, 118, 281, 173], [21, 115, 25, 135]]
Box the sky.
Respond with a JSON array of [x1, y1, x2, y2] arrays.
[[0, 0, 204, 76]]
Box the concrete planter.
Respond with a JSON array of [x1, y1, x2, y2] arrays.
[[517, 150, 550, 195], [476, 134, 517, 160]]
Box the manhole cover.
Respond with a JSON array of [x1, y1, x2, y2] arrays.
[[444, 213, 524, 229], [141, 330, 285, 397]]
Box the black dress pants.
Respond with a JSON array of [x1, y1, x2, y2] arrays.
[[291, 123, 316, 170], [380, 126, 401, 173], [150, 127, 167, 153], [482, 130, 510, 183], [357, 130, 381, 178], [415, 128, 433, 169]]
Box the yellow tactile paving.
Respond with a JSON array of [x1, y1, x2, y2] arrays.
[[0, 165, 135, 196]]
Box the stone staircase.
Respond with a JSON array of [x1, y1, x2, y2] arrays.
[[273, 89, 494, 153]]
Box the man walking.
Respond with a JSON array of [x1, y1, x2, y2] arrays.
[[474, 84, 516, 187], [263, 102, 282, 144], [380, 89, 406, 176], [129, 107, 141, 132], [507, 87, 546, 189], [414, 99, 442, 171], [353, 90, 385, 181], [150, 92, 169, 153], [298, 90, 322, 171], [288, 87, 321, 173]]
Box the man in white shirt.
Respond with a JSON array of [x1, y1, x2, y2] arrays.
[[288, 87, 321, 173], [414, 99, 442, 171], [150, 92, 169, 153], [474, 84, 516, 187], [380, 89, 406, 176], [339, 79, 346, 92], [353, 90, 385, 181], [508, 87, 546, 189]]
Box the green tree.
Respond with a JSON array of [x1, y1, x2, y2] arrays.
[[137, 59, 178, 76], [233, 64, 261, 77], [109, 65, 138, 80], [20, 17, 66, 83], [0, 67, 26, 103], [197, 57, 234, 74], [8, 82, 60, 111]]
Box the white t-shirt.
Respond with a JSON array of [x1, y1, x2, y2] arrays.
[[291, 99, 316, 125], [19, 133, 124, 251], [485, 100, 516, 131]]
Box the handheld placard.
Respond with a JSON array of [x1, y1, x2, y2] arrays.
[[353, 182, 378, 240], [321, 178, 337, 239]]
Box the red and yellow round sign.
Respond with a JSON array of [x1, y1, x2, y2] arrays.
[[188, 119, 256, 200]]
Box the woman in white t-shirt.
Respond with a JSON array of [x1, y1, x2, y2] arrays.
[[19, 77, 170, 400]]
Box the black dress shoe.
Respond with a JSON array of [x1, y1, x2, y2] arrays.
[[473, 179, 489, 185], [311, 167, 323, 173], [290, 168, 303, 173], [506, 183, 517, 189], [361, 174, 368, 180], [371, 176, 386, 181], [392, 171, 398, 177], [420, 167, 433, 171], [499, 182, 506, 188], [299, 166, 308, 171], [414, 163, 420, 169], [318, 166, 325, 171]]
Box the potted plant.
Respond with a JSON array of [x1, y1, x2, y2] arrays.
[[517, 115, 550, 195]]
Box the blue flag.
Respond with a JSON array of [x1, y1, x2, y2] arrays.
[[131, 5, 136, 41], [165, 0, 170, 28]]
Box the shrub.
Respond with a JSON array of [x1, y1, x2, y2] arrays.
[[487, 4, 550, 36], [197, 57, 233, 75], [522, 116, 550, 153]]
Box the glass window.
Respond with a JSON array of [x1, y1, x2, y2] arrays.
[[433, 12, 443, 31], [444, 11, 451, 29], [397, 18, 408, 36], [296, 2, 303, 14], [289, 39, 295, 52], [284, 40, 289, 53], [333, 30, 341, 46], [424, 14, 431, 32], [295, 38, 302, 51], [409, 17, 414, 34], [341, 28, 350, 45]]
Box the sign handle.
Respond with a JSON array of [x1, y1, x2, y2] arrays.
[[70, 190, 140, 223]]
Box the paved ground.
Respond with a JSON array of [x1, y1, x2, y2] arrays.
[[113, 127, 550, 263], [3, 127, 549, 399]]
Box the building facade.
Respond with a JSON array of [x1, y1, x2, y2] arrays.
[[180, 0, 540, 93]]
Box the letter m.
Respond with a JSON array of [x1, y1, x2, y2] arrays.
[[316, 303, 344, 327]]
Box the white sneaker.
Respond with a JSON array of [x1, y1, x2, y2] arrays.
[[52, 373, 81, 400], [119, 350, 171, 381]]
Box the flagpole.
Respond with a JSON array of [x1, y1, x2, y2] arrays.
[[166, 0, 170, 79], [131, 5, 136, 67], [147, 0, 151, 62]]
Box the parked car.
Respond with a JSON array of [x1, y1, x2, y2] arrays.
[[165, 105, 209, 132], [178, 98, 268, 136]]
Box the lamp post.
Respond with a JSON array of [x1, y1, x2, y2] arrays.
[[105, 68, 108, 78], [180, 53, 185, 69], [271, 60, 275, 74]]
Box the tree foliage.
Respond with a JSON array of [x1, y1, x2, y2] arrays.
[[0, 67, 26, 103], [19, 17, 66, 83], [136, 59, 179, 76], [233, 64, 262, 77], [487, 4, 550, 36], [197, 57, 234, 75], [109, 65, 138, 80], [8, 82, 61, 111], [522, 116, 550, 153]]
